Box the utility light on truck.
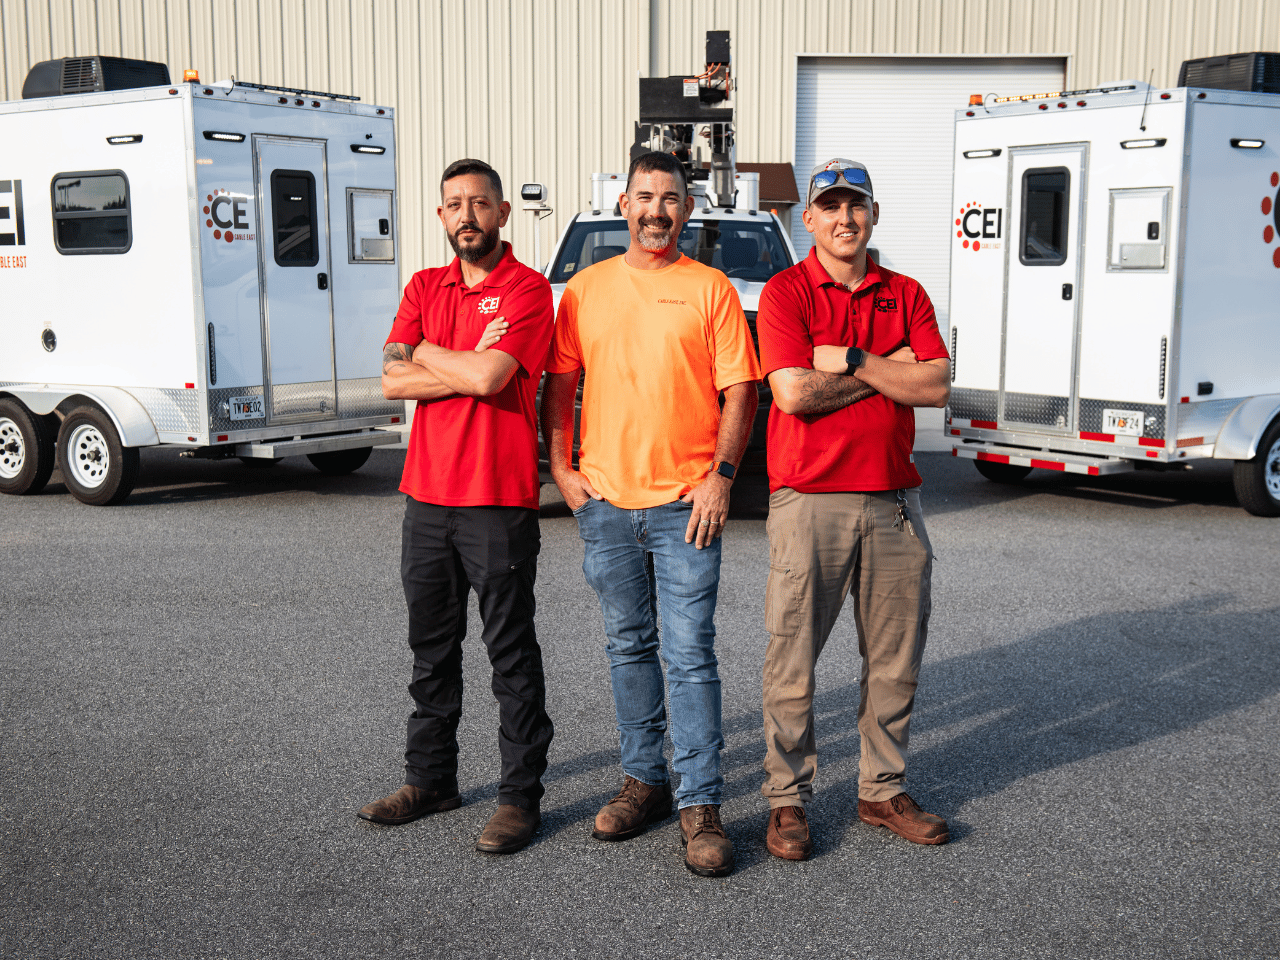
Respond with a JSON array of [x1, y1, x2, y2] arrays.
[[183, 70, 199, 82], [350, 144, 385, 154], [202, 130, 245, 142], [1120, 138, 1167, 149], [963, 149, 1001, 159], [106, 135, 142, 144], [1230, 138, 1265, 148]]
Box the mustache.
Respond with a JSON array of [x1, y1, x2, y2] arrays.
[[639, 215, 674, 230]]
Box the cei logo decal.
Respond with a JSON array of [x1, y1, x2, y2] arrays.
[[1262, 172, 1280, 268], [956, 201, 1002, 251], [0, 179, 25, 247], [203, 189, 254, 244]]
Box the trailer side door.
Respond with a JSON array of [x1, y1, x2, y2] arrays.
[[253, 136, 337, 423], [1001, 143, 1087, 432]]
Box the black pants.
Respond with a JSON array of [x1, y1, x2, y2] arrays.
[[400, 497, 553, 809]]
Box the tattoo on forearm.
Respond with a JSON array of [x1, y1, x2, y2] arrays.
[[382, 342, 412, 375], [794, 369, 876, 414]]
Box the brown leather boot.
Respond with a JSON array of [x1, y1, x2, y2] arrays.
[[679, 805, 734, 877], [858, 793, 950, 845], [766, 804, 812, 861], [592, 775, 673, 840], [357, 784, 461, 826], [474, 804, 540, 854]]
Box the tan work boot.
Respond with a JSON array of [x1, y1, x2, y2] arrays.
[[679, 804, 734, 877], [766, 804, 812, 860], [592, 775, 673, 841], [357, 784, 460, 826], [475, 804, 540, 854]]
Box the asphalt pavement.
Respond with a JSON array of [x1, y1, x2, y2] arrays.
[[2, 445, 1277, 959]]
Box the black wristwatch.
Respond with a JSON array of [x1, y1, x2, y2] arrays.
[[845, 347, 866, 374], [711, 460, 737, 481]]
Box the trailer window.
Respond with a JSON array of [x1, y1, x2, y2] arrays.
[[51, 171, 131, 254], [1020, 167, 1070, 266], [270, 169, 319, 266]]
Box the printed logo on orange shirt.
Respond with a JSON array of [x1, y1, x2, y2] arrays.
[[657, 298, 687, 305]]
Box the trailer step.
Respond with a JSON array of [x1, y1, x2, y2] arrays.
[[952, 443, 1135, 476], [236, 429, 400, 459]]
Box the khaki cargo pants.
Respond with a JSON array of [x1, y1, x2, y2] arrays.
[[762, 486, 933, 807]]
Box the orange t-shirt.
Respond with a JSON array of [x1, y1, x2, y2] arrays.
[[546, 254, 761, 509]]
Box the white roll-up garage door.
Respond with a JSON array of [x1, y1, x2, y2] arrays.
[[794, 56, 1067, 329]]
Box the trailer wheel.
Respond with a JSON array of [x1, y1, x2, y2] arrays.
[[57, 406, 140, 506], [238, 456, 282, 468], [307, 446, 372, 475], [973, 458, 1033, 485], [1232, 417, 1280, 517], [0, 398, 57, 496]]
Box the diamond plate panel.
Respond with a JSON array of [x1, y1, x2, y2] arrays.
[[337, 377, 401, 418], [1175, 398, 1240, 441], [1078, 399, 1167, 439], [1003, 392, 1070, 427], [948, 387, 997, 422], [208, 385, 267, 434], [128, 387, 202, 433], [271, 380, 336, 421]]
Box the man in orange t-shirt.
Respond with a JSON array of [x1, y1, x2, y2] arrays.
[[541, 152, 760, 878]]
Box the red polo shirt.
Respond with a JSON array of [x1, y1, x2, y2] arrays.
[[386, 242, 553, 509], [758, 249, 949, 493]]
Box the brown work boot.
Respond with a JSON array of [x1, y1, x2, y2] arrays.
[[858, 793, 950, 845], [766, 804, 812, 861], [592, 775, 673, 841], [474, 804, 540, 854], [357, 784, 461, 826], [679, 805, 735, 877]]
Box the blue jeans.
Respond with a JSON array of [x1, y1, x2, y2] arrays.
[[574, 498, 724, 808]]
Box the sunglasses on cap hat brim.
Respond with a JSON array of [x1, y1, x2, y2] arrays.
[[810, 167, 869, 192]]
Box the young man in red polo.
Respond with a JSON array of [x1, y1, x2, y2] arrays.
[[756, 158, 952, 860], [359, 159, 555, 855]]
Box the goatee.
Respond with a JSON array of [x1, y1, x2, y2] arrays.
[[449, 225, 500, 263]]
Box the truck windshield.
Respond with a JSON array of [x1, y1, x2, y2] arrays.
[[549, 218, 791, 284]]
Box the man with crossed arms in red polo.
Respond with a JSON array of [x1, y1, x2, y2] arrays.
[[757, 158, 952, 860]]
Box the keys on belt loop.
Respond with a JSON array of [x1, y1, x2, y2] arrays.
[[893, 488, 916, 538]]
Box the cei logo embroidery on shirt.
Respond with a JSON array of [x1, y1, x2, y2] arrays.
[[874, 297, 897, 312], [478, 296, 501, 314]]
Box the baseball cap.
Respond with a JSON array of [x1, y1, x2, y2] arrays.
[[807, 159, 874, 205]]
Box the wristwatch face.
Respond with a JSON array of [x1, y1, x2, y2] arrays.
[[715, 460, 736, 479]]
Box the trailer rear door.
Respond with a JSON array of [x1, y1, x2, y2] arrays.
[[254, 136, 337, 423], [1001, 143, 1087, 432]]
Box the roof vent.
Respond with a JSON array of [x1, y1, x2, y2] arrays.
[[1177, 52, 1280, 93], [22, 56, 171, 99]]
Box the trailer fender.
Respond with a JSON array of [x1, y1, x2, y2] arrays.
[[1212, 395, 1280, 461], [4, 386, 160, 448]]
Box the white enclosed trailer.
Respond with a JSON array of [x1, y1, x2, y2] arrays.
[[0, 58, 403, 505], [946, 73, 1280, 515]]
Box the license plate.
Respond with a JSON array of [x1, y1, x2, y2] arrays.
[[1103, 408, 1144, 436], [229, 395, 265, 421]]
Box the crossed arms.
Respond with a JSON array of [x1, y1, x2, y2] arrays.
[[769, 342, 950, 416], [382, 317, 516, 401]]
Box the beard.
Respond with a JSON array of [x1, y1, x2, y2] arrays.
[[448, 221, 501, 263], [636, 215, 677, 252]]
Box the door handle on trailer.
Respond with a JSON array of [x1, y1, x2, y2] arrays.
[[1062, 283, 1073, 300], [317, 273, 328, 290]]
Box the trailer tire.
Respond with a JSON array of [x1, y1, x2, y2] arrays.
[[1232, 417, 1280, 517], [0, 398, 57, 496], [57, 406, 140, 506], [307, 446, 372, 475], [973, 459, 1033, 484]]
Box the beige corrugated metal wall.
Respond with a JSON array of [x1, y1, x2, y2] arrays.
[[3, 0, 1278, 279]]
